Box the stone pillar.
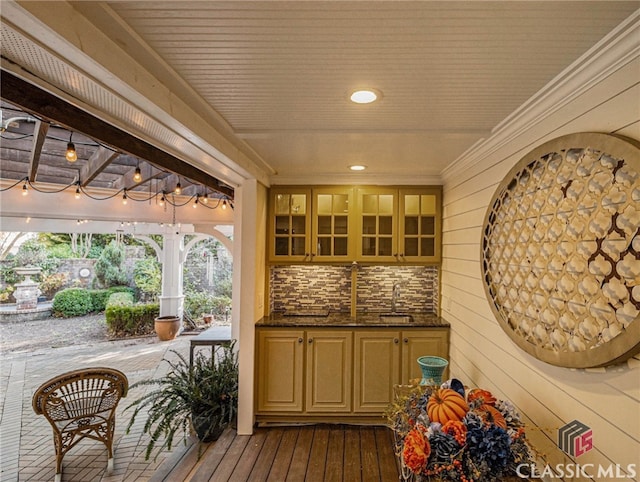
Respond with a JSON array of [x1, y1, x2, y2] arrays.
[[159, 232, 185, 318]]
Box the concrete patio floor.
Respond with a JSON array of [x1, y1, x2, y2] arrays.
[[0, 334, 199, 482]]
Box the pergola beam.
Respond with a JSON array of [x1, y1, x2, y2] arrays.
[[80, 146, 120, 187], [28, 119, 48, 182], [1, 71, 234, 199]]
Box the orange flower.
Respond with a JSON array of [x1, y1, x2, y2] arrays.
[[402, 427, 431, 473], [477, 404, 507, 429], [442, 420, 467, 446], [467, 388, 497, 406]]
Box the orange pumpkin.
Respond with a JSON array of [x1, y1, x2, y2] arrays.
[[427, 388, 469, 425]]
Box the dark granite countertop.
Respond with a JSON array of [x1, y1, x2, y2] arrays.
[[257, 312, 449, 328]]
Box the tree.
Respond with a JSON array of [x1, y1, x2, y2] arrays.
[[70, 233, 93, 258], [0, 232, 28, 260], [94, 241, 128, 288], [133, 258, 162, 301]]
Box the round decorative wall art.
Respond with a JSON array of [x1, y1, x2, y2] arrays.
[[481, 133, 640, 368]]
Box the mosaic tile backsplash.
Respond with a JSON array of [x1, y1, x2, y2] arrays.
[[270, 265, 439, 314]]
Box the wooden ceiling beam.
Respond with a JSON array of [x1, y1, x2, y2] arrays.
[[28, 120, 48, 182], [1, 71, 233, 198], [80, 146, 120, 187]]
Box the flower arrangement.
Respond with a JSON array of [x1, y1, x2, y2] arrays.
[[387, 378, 534, 482]]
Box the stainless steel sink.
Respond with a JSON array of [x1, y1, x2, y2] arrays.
[[378, 313, 414, 323]]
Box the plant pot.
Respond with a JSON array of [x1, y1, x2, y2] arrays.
[[191, 412, 226, 442], [203, 314, 213, 324], [154, 315, 182, 341], [417, 356, 448, 386]]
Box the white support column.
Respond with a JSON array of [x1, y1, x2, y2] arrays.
[[233, 179, 266, 435], [159, 232, 185, 318]]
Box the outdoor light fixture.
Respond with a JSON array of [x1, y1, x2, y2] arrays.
[[122, 190, 128, 205], [349, 165, 367, 171], [203, 192, 209, 204], [133, 166, 142, 182], [65, 132, 77, 162], [193, 195, 199, 208], [159, 193, 165, 207], [21, 182, 28, 196], [175, 181, 182, 195], [75, 186, 81, 199], [222, 199, 227, 210]]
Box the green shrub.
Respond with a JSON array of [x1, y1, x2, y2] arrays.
[[94, 241, 128, 288], [106, 292, 134, 307], [108, 285, 137, 300], [87, 287, 136, 312], [105, 302, 159, 337], [133, 258, 161, 301], [185, 292, 231, 319], [39, 273, 68, 300], [52, 288, 93, 318]]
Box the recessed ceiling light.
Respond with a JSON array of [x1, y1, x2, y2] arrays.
[[349, 165, 367, 171], [350, 90, 379, 104]]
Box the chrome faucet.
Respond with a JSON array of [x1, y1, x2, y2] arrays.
[[391, 281, 406, 313]]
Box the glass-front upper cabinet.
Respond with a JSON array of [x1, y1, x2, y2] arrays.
[[269, 188, 311, 262], [312, 187, 354, 261], [398, 187, 441, 262], [355, 187, 398, 262]]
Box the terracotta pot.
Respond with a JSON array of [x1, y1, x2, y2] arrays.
[[154, 316, 182, 341]]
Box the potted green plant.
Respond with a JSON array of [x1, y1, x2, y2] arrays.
[[124, 341, 238, 460]]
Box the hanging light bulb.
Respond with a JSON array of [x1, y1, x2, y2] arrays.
[[202, 192, 209, 204], [122, 190, 128, 205], [66, 132, 77, 162], [159, 194, 165, 207], [175, 181, 182, 195], [133, 166, 142, 182], [21, 179, 28, 196], [222, 199, 227, 210], [193, 195, 199, 208], [75, 186, 81, 199]]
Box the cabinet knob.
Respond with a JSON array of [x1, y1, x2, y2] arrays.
[[308, 338, 313, 344], [394, 338, 399, 344], [298, 337, 303, 343], [403, 338, 409, 343]]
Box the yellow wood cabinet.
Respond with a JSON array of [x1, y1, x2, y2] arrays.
[[401, 328, 450, 382], [268, 185, 441, 263], [256, 327, 449, 421], [305, 330, 353, 412], [354, 186, 442, 263], [268, 186, 355, 262], [256, 329, 305, 412], [353, 331, 401, 413]]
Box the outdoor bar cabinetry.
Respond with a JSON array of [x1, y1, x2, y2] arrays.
[[255, 323, 449, 423], [268, 185, 441, 264]]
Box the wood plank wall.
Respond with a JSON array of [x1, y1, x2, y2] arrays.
[[440, 39, 640, 482]]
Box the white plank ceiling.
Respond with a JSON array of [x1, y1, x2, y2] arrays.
[[10, 1, 640, 184]]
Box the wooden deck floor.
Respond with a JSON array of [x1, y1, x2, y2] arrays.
[[150, 425, 400, 482]]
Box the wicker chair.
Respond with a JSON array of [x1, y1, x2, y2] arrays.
[[32, 367, 128, 482]]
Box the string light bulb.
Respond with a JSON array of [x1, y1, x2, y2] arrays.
[[75, 186, 81, 199], [65, 132, 77, 162], [133, 166, 142, 182], [21, 179, 28, 196], [175, 181, 182, 195], [159, 193, 165, 207], [202, 193, 209, 204], [193, 195, 199, 208], [122, 190, 128, 205], [222, 199, 227, 210]]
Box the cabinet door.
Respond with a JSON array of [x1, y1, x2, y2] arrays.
[[312, 187, 354, 261], [401, 329, 449, 384], [269, 188, 311, 262], [305, 330, 353, 412], [257, 330, 305, 412], [398, 188, 442, 262], [355, 187, 398, 262], [353, 331, 400, 412]]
